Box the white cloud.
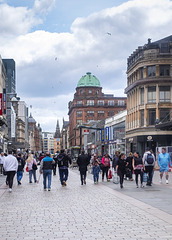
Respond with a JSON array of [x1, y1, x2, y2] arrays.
[[1, 0, 172, 130], [33, 0, 56, 15]]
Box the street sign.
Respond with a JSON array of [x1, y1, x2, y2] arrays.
[[84, 129, 89, 134]]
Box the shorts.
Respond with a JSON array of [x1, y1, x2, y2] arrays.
[[159, 166, 169, 173]]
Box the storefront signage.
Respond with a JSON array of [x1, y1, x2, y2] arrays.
[[101, 128, 104, 141], [129, 138, 133, 142], [3, 89, 6, 114], [147, 136, 153, 141]]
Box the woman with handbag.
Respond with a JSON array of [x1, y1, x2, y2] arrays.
[[101, 153, 110, 182], [132, 152, 144, 188], [27, 154, 37, 183], [115, 153, 128, 189]]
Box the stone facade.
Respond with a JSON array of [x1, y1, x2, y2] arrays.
[[125, 36, 172, 156], [68, 72, 127, 148]]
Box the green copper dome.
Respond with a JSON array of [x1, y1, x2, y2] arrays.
[[77, 72, 101, 87]]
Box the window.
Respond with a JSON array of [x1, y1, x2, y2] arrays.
[[87, 111, 94, 116], [160, 109, 170, 122], [148, 109, 156, 125], [140, 110, 144, 126], [148, 86, 156, 103], [140, 88, 144, 104], [76, 101, 82, 106], [97, 100, 104, 106], [96, 90, 99, 94], [140, 67, 144, 79], [98, 111, 104, 116], [76, 111, 82, 117], [88, 90, 92, 94], [159, 86, 171, 102], [87, 100, 94, 106], [118, 100, 125, 106], [108, 111, 114, 117], [160, 43, 169, 53], [108, 100, 114, 106], [147, 66, 156, 77], [80, 90, 83, 94], [77, 120, 82, 125], [160, 65, 170, 76]]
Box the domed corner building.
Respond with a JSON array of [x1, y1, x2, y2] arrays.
[[125, 35, 172, 156], [68, 72, 127, 147]]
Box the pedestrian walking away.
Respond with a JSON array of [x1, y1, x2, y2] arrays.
[[101, 153, 111, 182], [52, 152, 59, 176], [158, 147, 172, 184], [57, 149, 71, 186], [143, 147, 155, 186], [3, 150, 18, 192], [125, 152, 133, 180], [40, 152, 54, 191], [112, 150, 120, 173], [132, 152, 144, 188], [26, 154, 38, 183], [16, 153, 25, 185], [116, 153, 128, 189], [77, 150, 90, 185], [0, 152, 5, 175]]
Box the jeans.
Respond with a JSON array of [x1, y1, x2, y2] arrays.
[[6, 171, 16, 189], [118, 170, 124, 186], [59, 168, 68, 185], [17, 171, 23, 182], [29, 170, 37, 183], [145, 166, 154, 185], [80, 171, 86, 184], [93, 166, 100, 182], [134, 169, 143, 185], [43, 169, 52, 189], [102, 166, 109, 180]]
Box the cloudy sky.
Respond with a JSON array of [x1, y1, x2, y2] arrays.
[[0, 0, 172, 132]]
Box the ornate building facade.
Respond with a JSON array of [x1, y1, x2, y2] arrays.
[[125, 36, 172, 156], [68, 72, 127, 148]]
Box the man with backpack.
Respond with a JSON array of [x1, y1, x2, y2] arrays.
[[143, 147, 155, 186], [57, 149, 71, 186]]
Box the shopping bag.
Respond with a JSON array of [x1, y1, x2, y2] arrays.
[[26, 166, 29, 172], [143, 172, 147, 182], [154, 161, 160, 171], [113, 173, 119, 184], [108, 169, 112, 179]]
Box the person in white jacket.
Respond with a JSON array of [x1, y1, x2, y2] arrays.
[[3, 150, 18, 192]]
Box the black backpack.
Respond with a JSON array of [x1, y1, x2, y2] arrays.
[[57, 155, 64, 167], [146, 153, 154, 164]]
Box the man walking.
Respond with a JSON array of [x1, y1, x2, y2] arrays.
[[3, 150, 18, 192], [57, 149, 71, 186], [77, 150, 90, 185], [143, 147, 155, 186], [158, 148, 171, 184], [0, 152, 5, 175], [16, 153, 25, 185], [40, 152, 54, 191]]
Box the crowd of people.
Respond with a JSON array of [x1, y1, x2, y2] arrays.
[[0, 147, 171, 192]]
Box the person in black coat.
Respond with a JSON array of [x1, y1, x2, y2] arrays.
[[77, 150, 90, 185], [17, 153, 25, 185], [116, 153, 128, 189]]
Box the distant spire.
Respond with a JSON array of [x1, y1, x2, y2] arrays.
[[54, 119, 61, 138]]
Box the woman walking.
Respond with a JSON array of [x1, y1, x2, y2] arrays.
[[101, 153, 110, 182], [116, 153, 128, 189], [27, 154, 37, 183], [92, 155, 100, 184], [132, 152, 144, 188]]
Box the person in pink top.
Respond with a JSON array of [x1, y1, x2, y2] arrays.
[[26, 154, 37, 183], [101, 153, 111, 182]]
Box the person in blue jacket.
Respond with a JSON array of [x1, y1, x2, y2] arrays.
[[158, 148, 171, 184]]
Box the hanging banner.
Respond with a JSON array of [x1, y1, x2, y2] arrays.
[[0, 93, 3, 116], [106, 127, 109, 141], [3, 89, 6, 114], [101, 128, 104, 141]]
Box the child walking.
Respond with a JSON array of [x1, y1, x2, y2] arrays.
[[92, 155, 100, 184]]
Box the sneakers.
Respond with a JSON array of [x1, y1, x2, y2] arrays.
[[136, 185, 139, 188], [9, 188, 12, 192], [159, 179, 162, 184], [166, 180, 168, 184], [62, 181, 66, 186], [84, 180, 86, 185], [141, 184, 144, 188], [48, 188, 51, 191], [18, 181, 21, 185]]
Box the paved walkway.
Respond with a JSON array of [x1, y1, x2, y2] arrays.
[[0, 169, 172, 240]]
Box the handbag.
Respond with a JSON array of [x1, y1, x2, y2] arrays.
[[143, 172, 147, 182], [108, 169, 112, 179], [26, 166, 29, 172], [113, 173, 119, 184], [32, 162, 38, 170]]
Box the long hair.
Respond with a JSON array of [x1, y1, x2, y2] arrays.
[[27, 154, 34, 162]]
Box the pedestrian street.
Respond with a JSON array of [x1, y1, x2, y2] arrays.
[[0, 170, 172, 240]]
